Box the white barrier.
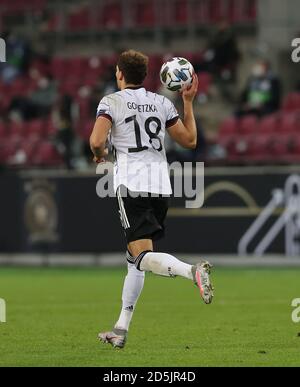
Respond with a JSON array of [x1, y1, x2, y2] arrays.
[[238, 175, 300, 256]]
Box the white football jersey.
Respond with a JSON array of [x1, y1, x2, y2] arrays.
[[96, 87, 179, 194]]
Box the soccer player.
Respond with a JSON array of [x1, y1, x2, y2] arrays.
[[90, 50, 213, 349]]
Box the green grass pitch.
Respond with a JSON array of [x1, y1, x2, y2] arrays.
[[0, 266, 300, 367]]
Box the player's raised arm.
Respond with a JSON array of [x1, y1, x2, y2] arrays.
[[90, 116, 112, 162], [167, 73, 198, 149]]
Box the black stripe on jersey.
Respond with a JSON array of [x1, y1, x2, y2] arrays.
[[97, 113, 113, 123], [166, 115, 179, 128], [125, 86, 144, 90]]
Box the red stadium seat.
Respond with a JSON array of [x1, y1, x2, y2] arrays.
[[209, 0, 227, 22], [148, 55, 163, 73], [32, 141, 63, 166], [18, 137, 41, 166], [25, 119, 45, 137], [282, 92, 300, 112], [258, 114, 279, 133], [197, 72, 212, 95], [9, 77, 31, 98], [269, 134, 291, 158], [233, 134, 252, 157], [137, 1, 156, 27], [101, 2, 123, 29], [67, 6, 91, 31], [290, 133, 300, 159], [278, 112, 299, 133], [219, 117, 238, 135], [59, 79, 81, 96], [65, 57, 87, 78], [174, 0, 189, 25], [78, 120, 94, 142], [1, 0, 45, 14], [239, 115, 257, 134], [0, 136, 20, 164], [45, 120, 57, 137], [0, 122, 7, 138], [218, 134, 237, 158], [247, 133, 272, 160], [8, 121, 25, 137], [51, 57, 67, 79]]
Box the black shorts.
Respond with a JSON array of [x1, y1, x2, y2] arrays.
[[116, 185, 169, 243]]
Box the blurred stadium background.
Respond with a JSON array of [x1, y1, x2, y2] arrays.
[[0, 0, 300, 265]]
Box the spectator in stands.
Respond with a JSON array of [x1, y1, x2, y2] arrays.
[[9, 76, 57, 120], [0, 30, 32, 83], [195, 20, 240, 101], [99, 65, 118, 96], [202, 20, 240, 82], [235, 60, 281, 117], [52, 95, 75, 169]]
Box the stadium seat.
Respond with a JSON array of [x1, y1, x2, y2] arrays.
[[32, 141, 63, 166], [1, 0, 45, 14], [101, 2, 123, 28], [60, 79, 81, 96], [239, 115, 258, 134], [218, 134, 237, 158], [135, 0, 156, 27], [197, 72, 212, 96], [45, 120, 57, 137], [0, 122, 7, 138], [282, 92, 300, 112], [67, 6, 91, 31], [233, 134, 252, 158], [65, 57, 87, 78], [258, 114, 279, 133], [0, 136, 20, 164], [269, 133, 291, 158], [219, 117, 238, 135], [278, 112, 299, 133], [79, 119, 94, 142], [51, 57, 68, 79], [192, 0, 209, 24], [25, 119, 45, 137], [18, 137, 41, 166], [8, 121, 25, 137], [174, 0, 189, 25], [246, 133, 272, 161], [289, 133, 300, 160], [209, 0, 227, 22], [9, 77, 31, 98]]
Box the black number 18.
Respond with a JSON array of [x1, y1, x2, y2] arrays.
[[126, 115, 162, 153]]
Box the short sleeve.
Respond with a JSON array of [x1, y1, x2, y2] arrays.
[[96, 96, 113, 123], [165, 98, 179, 128]]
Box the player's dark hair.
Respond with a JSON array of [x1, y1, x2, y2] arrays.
[[117, 50, 148, 85]]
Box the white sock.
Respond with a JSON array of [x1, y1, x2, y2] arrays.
[[138, 252, 193, 280], [115, 262, 145, 331]]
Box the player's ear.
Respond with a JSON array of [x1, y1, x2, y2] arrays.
[[116, 66, 123, 81], [119, 71, 124, 82]]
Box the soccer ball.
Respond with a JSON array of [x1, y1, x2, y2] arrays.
[[160, 57, 194, 92]]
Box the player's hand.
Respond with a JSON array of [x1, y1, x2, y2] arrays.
[[93, 156, 106, 164], [93, 148, 108, 163], [181, 73, 198, 103]]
